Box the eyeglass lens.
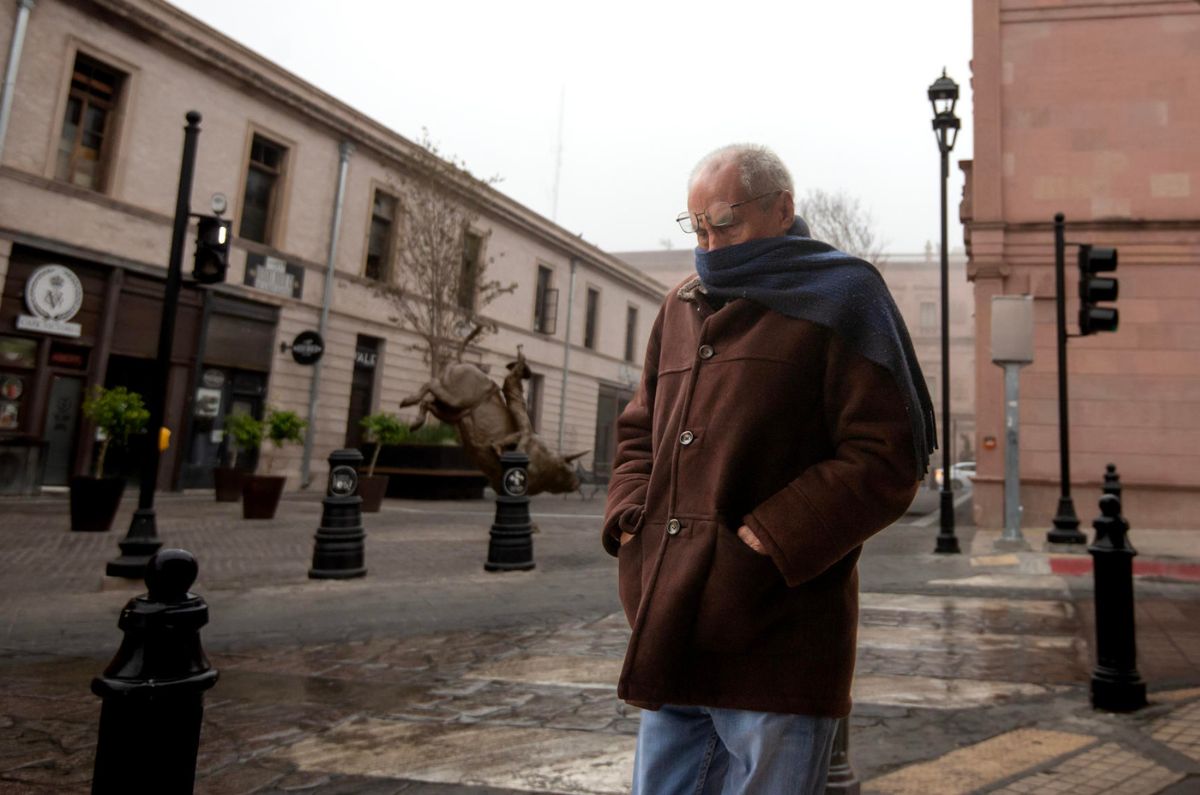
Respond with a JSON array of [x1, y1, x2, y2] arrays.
[[677, 201, 735, 233]]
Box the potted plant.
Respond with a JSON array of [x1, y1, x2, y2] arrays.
[[357, 412, 406, 512], [71, 385, 149, 532], [241, 408, 306, 520], [373, 420, 487, 500], [215, 412, 261, 502]]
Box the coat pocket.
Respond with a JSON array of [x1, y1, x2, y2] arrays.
[[617, 532, 644, 627], [691, 520, 784, 652]]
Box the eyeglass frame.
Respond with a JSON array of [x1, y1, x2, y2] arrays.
[[676, 190, 784, 234]]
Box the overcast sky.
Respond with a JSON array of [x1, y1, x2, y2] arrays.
[[170, 0, 974, 256]]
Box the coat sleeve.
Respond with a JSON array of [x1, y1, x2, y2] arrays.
[[743, 334, 920, 586], [601, 303, 665, 557]]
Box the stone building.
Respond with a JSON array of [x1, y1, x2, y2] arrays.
[[615, 245, 977, 467], [0, 0, 663, 494], [964, 0, 1200, 528]]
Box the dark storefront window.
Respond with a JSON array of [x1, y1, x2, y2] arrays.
[[458, 232, 483, 310], [345, 336, 381, 449], [584, 287, 599, 350], [593, 384, 633, 478], [624, 305, 639, 363]]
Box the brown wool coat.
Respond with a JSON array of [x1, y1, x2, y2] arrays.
[[602, 276, 919, 718]]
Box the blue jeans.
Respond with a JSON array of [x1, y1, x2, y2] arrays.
[[632, 704, 839, 795]]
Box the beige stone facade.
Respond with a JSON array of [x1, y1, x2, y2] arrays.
[[964, 0, 1200, 529], [0, 0, 663, 492]]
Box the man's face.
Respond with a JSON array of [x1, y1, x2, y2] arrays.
[[687, 162, 794, 251]]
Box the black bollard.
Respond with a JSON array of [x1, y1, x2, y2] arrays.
[[309, 449, 367, 579], [485, 451, 535, 571], [92, 549, 218, 794], [1102, 463, 1122, 502], [1088, 493, 1147, 712], [824, 717, 860, 793]]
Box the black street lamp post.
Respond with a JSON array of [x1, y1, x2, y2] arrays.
[[929, 70, 961, 555], [107, 111, 202, 578]]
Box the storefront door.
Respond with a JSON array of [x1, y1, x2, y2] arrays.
[[43, 376, 83, 485]]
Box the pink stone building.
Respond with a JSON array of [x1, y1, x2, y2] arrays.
[[964, 0, 1200, 529]]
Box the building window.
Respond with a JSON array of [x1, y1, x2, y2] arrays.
[[365, 190, 397, 281], [919, 301, 937, 334], [56, 54, 124, 190], [459, 231, 483, 310], [624, 305, 639, 363], [239, 134, 288, 245], [534, 265, 558, 335], [584, 287, 599, 350], [525, 372, 544, 433], [345, 336, 381, 448]]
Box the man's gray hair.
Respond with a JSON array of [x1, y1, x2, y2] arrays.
[[689, 144, 794, 196]]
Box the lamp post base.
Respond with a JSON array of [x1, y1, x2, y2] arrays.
[[934, 489, 960, 554], [106, 508, 163, 579], [1047, 496, 1086, 544]]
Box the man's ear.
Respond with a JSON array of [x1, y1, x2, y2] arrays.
[[776, 190, 796, 232]]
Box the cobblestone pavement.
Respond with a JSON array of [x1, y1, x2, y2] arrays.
[[0, 489, 1198, 793]]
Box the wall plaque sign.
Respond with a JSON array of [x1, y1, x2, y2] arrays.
[[244, 253, 304, 299], [16, 265, 83, 338]]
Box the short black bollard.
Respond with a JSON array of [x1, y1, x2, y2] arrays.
[[1102, 463, 1122, 502], [309, 449, 367, 579], [485, 451, 535, 571], [92, 549, 218, 794], [1088, 493, 1147, 712], [824, 717, 860, 793]]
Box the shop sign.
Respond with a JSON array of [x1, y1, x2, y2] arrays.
[[245, 253, 304, 299], [291, 331, 324, 365], [201, 369, 226, 389], [354, 347, 377, 369], [16, 265, 83, 338], [194, 387, 222, 418]]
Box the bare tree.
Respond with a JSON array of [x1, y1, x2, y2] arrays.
[[383, 131, 516, 379], [796, 189, 886, 264]]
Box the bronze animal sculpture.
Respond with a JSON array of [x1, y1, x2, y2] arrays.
[[399, 347, 586, 495]]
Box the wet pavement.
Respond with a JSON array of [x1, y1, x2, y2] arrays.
[[1, 487, 1198, 793]]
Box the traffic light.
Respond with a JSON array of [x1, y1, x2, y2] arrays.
[[1078, 244, 1118, 335], [193, 215, 231, 284]]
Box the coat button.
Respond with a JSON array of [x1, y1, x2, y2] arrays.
[[698, 344, 715, 360], [666, 518, 681, 535], [679, 431, 694, 446]]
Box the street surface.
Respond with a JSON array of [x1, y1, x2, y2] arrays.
[[1, 486, 1198, 793]]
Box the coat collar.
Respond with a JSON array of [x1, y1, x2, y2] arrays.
[[676, 276, 707, 304]]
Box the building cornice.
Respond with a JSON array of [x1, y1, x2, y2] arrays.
[[87, 0, 665, 302]]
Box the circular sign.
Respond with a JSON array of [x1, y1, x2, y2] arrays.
[[503, 467, 528, 497], [201, 369, 226, 389], [291, 331, 325, 365], [329, 465, 358, 497], [1, 376, 23, 400], [25, 265, 83, 321]]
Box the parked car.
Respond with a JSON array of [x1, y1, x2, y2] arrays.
[[934, 461, 976, 488]]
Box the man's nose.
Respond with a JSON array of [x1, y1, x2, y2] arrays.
[[699, 218, 728, 251]]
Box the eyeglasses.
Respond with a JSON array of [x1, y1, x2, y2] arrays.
[[676, 190, 783, 234]]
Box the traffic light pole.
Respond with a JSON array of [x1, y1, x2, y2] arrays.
[[1048, 212, 1085, 544], [107, 111, 202, 578]]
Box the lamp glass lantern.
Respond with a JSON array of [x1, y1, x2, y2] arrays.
[[928, 71, 961, 154]]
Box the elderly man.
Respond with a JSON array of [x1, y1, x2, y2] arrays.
[[602, 144, 933, 794]]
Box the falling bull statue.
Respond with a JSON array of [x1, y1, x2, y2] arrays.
[[399, 346, 586, 496]]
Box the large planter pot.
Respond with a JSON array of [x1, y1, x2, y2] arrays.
[[367, 443, 488, 500], [242, 475, 286, 520], [213, 467, 244, 502], [357, 474, 388, 512], [69, 476, 125, 532]]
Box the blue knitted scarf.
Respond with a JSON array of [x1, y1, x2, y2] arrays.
[[694, 217, 935, 477]]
